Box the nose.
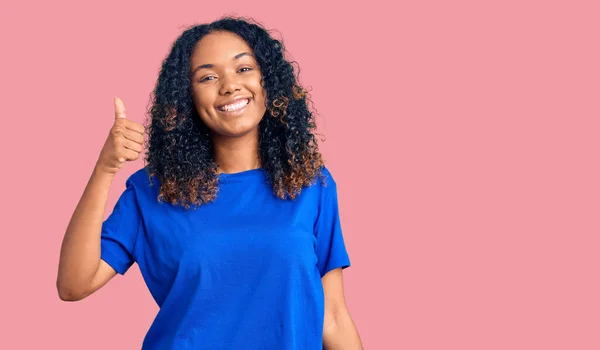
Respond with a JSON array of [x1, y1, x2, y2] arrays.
[[219, 72, 241, 95]]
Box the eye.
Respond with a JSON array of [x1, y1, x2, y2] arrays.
[[239, 67, 252, 73], [199, 75, 216, 83]]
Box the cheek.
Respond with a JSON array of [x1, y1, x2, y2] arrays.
[[246, 74, 265, 97], [193, 90, 215, 114], [251, 81, 267, 107]]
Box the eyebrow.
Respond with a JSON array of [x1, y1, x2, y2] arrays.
[[191, 52, 253, 76]]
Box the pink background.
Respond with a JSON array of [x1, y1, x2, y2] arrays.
[[2, 0, 599, 348]]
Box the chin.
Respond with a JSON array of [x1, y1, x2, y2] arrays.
[[214, 121, 261, 138]]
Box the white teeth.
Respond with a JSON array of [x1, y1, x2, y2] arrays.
[[219, 99, 249, 112]]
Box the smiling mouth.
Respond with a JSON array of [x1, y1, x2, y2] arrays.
[[217, 98, 251, 112]]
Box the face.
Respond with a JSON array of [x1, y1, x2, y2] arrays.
[[190, 31, 267, 139]]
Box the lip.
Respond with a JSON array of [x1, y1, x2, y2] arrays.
[[216, 96, 252, 110], [215, 97, 251, 116]]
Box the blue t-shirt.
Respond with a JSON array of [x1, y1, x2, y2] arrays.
[[100, 166, 351, 349]]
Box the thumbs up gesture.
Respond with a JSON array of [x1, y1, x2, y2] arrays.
[[96, 97, 146, 176]]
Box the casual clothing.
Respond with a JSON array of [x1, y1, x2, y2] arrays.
[[100, 166, 350, 349]]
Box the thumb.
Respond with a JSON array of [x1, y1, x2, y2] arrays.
[[114, 97, 126, 120]]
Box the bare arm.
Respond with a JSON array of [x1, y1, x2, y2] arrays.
[[56, 97, 145, 301], [56, 166, 118, 301], [322, 268, 363, 349]]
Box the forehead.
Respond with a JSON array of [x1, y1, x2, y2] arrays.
[[191, 31, 253, 65]]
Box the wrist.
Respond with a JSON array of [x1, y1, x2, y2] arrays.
[[92, 162, 116, 181]]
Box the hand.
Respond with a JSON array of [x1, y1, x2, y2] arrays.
[[95, 97, 146, 176]]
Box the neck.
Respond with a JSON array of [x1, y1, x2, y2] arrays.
[[212, 129, 261, 174]]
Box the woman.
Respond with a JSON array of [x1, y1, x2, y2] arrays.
[[57, 16, 363, 349]]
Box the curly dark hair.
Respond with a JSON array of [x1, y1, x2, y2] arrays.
[[142, 16, 327, 209]]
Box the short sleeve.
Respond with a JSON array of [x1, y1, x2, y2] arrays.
[[100, 176, 142, 275], [314, 172, 351, 278]]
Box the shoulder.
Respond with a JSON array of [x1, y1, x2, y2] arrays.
[[317, 165, 337, 188], [305, 165, 338, 200], [124, 167, 149, 186], [123, 167, 160, 200]]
